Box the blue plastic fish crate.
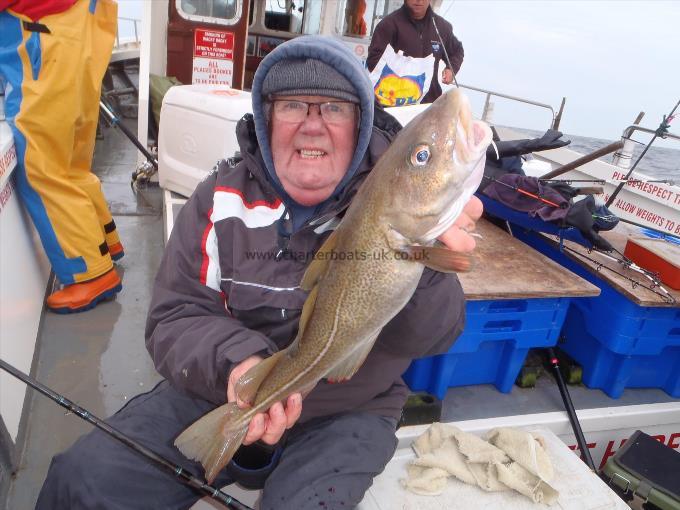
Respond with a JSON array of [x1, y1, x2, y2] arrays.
[[509, 228, 680, 398], [403, 297, 570, 399]]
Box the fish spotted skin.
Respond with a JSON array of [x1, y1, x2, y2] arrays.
[[174, 89, 492, 483]]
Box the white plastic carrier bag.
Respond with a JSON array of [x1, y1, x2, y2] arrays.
[[369, 44, 435, 107]]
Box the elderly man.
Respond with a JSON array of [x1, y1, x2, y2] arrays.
[[36, 35, 481, 510]]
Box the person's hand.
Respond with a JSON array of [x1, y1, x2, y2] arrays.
[[442, 68, 454, 85], [437, 195, 483, 252], [227, 355, 303, 446]]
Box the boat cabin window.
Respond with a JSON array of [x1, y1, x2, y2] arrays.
[[263, 0, 320, 35], [339, 0, 401, 38], [178, 0, 239, 23]]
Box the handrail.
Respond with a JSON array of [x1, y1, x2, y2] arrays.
[[612, 124, 680, 171], [621, 124, 680, 144], [457, 83, 557, 129], [115, 17, 141, 48]]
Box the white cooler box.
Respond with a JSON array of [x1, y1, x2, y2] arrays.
[[158, 85, 253, 198]]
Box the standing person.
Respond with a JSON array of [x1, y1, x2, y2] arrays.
[[36, 35, 482, 509], [0, 0, 123, 313], [367, 0, 464, 103]]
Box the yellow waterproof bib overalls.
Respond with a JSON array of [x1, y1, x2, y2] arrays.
[[0, 0, 121, 288]]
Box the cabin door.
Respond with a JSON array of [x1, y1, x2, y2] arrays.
[[167, 0, 250, 89]]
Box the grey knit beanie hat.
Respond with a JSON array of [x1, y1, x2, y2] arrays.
[[261, 58, 360, 104]]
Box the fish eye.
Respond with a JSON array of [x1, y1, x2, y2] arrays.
[[410, 145, 430, 167]]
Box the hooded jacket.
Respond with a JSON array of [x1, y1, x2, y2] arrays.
[[145, 36, 466, 423]]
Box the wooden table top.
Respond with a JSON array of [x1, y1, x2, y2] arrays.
[[459, 219, 600, 301]]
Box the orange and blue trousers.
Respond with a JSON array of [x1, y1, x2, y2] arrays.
[[0, 0, 120, 284]]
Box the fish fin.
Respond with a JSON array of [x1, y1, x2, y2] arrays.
[[235, 350, 286, 406], [291, 283, 319, 354], [402, 245, 474, 273], [174, 402, 248, 484], [300, 230, 338, 290], [325, 330, 380, 383]]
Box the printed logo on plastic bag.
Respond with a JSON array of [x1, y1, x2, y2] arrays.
[[373, 65, 426, 107]]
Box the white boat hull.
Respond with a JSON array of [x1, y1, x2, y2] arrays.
[[0, 121, 50, 442]]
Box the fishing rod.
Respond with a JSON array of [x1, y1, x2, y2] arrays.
[[485, 176, 565, 209], [431, 17, 459, 88], [0, 358, 253, 510], [492, 176, 680, 242], [614, 216, 680, 242], [487, 179, 676, 299], [99, 100, 158, 171], [540, 178, 675, 186], [545, 348, 597, 471], [605, 99, 680, 208], [557, 242, 675, 304], [99, 100, 159, 188]]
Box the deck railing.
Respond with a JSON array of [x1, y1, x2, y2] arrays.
[[613, 124, 680, 171], [116, 17, 141, 48], [458, 83, 561, 130]]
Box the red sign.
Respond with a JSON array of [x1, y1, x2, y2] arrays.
[[194, 29, 234, 60]]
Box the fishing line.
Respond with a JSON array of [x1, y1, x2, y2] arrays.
[[0, 359, 253, 510], [605, 98, 680, 208], [489, 140, 500, 160], [431, 17, 459, 88]]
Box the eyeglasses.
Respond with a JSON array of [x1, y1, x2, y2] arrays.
[[270, 99, 358, 124]]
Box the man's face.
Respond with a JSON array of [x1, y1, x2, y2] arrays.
[[405, 0, 430, 20], [270, 95, 358, 206]]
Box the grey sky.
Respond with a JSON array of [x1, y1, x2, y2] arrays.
[[441, 0, 680, 146]]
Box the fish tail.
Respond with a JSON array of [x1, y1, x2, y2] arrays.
[[174, 402, 248, 483]]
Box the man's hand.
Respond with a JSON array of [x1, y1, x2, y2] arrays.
[[442, 68, 454, 85], [227, 355, 303, 446], [437, 195, 483, 252]]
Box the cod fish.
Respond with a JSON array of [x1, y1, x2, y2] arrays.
[[175, 89, 493, 483]]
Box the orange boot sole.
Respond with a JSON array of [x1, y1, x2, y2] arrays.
[[47, 269, 122, 314]]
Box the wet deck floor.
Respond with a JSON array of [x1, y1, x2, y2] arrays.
[[6, 117, 164, 509]]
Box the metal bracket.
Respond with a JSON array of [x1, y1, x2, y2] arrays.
[[610, 472, 631, 493]]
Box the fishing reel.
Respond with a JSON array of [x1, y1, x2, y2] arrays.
[[131, 152, 158, 189]]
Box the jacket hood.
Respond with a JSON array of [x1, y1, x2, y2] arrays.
[[251, 35, 375, 221]]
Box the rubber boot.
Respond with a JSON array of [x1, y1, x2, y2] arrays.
[[109, 241, 125, 261], [46, 269, 122, 314]]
